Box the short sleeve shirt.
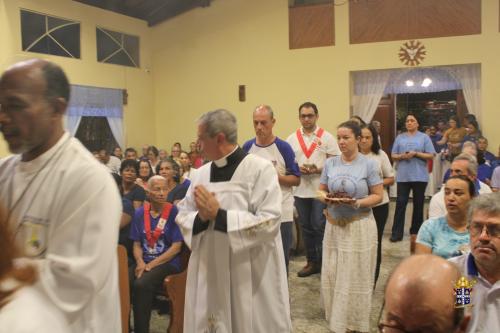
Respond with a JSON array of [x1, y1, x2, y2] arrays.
[[392, 131, 436, 182], [417, 216, 470, 259], [320, 154, 381, 219], [123, 185, 146, 204], [243, 137, 300, 222], [129, 205, 183, 268], [287, 127, 340, 198], [491, 166, 500, 190]]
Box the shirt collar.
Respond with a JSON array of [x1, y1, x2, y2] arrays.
[[300, 126, 318, 136], [213, 146, 239, 168], [467, 253, 479, 276]]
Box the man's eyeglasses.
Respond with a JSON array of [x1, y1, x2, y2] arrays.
[[469, 222, 500, 238], [300, 114, 316, 119]]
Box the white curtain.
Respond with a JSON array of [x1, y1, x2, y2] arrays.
[[352, 70, 392, 123], [64, 115, 82, 136], [107, 117, 124, 149], [443, 64, 481, 123], [66, 85, 124, 147]]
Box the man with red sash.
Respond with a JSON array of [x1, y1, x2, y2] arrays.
[[286, 102, 340, 277], [129, 175, 183, 333]]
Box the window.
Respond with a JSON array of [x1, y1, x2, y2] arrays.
[[96, 27, 140, 67], [20, 9, 80, 58]]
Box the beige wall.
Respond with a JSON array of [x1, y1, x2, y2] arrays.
[[0, 0, 155, 157], [1, 0, 499, 156], [151, 0, 499, 152]]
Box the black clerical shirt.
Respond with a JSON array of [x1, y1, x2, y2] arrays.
[[192, 147, 247, 235]]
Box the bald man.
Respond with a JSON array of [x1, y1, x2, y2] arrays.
[[0, 59, 121, 332], [382, 255, 470, 333]]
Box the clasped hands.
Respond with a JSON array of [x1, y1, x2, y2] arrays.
[[194, 185, 220, 222], [400, 151, 417, 160], [300, 164, 319, 175], [135, 260, 155, 278]]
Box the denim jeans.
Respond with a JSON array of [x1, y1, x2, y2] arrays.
[[294, 197, 326, 264], [280, 222, 293, 275], [391, 182, 428, 240]]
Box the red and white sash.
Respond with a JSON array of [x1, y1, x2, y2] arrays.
[[143, 202, 173, 253], [296, 128, 324, 159]]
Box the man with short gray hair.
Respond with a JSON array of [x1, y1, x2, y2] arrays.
[[449, 192, 500, 332], [429, 153, 492, 218], [176, 109, 292, 332]]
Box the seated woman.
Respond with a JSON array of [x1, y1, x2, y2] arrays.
[[179, 151, 194, 179], [156, 157, 191, 204], [0, 209, 69, 332], [129, 175, 183, 333], [147, 146, 160, 173], [120, 159, 146, 209], [416, 175, 475, 259], [136, 158, 154, 190], [438, 116, 467, 161]]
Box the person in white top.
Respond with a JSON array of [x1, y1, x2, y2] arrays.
[[0, 59, 122, 333], [176, 109, 291, 333], [0, 207, 69, 333], [243, 105, 300, 274], [381, 254, 470, 333], [449, 193, 500, 333], [359, 124, 394, 285], [286, 102, 340, 277], [99, 148, 121, 174], [429, 153, 492, 219]]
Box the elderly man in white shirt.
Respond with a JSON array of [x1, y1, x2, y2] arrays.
[[449, 193, 500, 333], [429, 153, 492, 219]]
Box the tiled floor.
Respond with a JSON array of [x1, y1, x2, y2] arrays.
[[149, 201, 422, 333]]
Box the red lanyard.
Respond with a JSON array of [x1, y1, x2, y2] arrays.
[[296, 128, 324, 159], [143, 202, 172, 249]]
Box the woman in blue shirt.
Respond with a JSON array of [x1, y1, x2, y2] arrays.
[[416, 175, 475, 258], [390, 115, 435, 253]]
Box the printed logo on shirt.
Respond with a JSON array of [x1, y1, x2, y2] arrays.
[[19, 215, 49, 257], [330, 175, 357, 198], [453, 276, 477, 308]]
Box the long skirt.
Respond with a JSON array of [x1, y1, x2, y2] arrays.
[[321, 214, 378, 333]]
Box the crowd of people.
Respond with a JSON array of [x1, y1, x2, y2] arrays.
[[0, 58, 499, 333]]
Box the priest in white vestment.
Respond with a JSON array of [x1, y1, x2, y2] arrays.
[[176, 109, 292, 333]]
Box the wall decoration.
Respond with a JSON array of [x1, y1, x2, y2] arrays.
[[398, 40, 426, 66]]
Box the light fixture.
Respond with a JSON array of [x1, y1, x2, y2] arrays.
[[421, 78, 432, 87], [405, 80, 414, 87]]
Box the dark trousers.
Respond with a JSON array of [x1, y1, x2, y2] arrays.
[[129, 262, 179, 333], [280, 222, 293, 275], [294, 197, 326, 264], [391, 182, 428, 240], [372, 203, 389, 285]]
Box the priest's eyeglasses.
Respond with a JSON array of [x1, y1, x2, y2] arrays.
[[469, 222, 500, 238]]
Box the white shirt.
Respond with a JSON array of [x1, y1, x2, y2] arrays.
[[0, 282, 69, 333], [0, 132, 122, 333], [287, 127, 340, 198], [243, 137, 300, 222], [106, 155, 121, 174], [362, 150, 394, 205], [449, 253, 500, 333], [428, 181, 492, 219], [176, 154, 291, 333]]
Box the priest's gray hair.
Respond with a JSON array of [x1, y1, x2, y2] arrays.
[[197, 109, 238, 144], [468, 192, 500, 222], [147, 175, 166, 188], [452, 153, 478, 177]]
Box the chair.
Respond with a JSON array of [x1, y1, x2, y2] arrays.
[[164, 243, 191, 333], [117, 245, 130, 333]]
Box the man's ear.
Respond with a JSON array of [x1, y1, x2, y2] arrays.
[[216, 132, 226, 145], [52, 97, 67, 116]]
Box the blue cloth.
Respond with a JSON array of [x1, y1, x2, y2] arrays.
[[429, 133, 443, 152], [416, 216, 470, 259], [320, 154, 381, 219], [129, 205, 183, 268], [392, 131, 436, 182], [242, 137, 301, 177], [167, 179, 190, 203], [477, 164, 493, 183], [482, 151, 497, 166]]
